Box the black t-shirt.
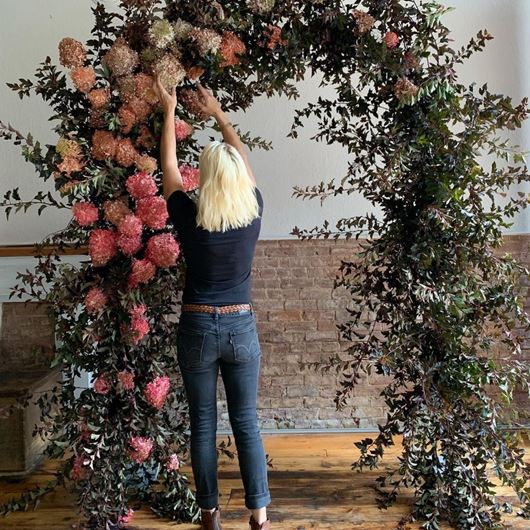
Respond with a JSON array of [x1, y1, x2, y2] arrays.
[[166, 187, 263, 306]]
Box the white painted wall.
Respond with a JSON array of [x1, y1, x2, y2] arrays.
[[0, 0, 528, 246]]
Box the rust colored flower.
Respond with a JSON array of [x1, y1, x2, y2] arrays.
[[135, 154, 157, 174], [219, 31, 247, 67], [115, 137, 138, 167], [58, 37, 86, 68], [57, 156, 85, 176], [70, 66, 96, 93], [88, 87, 111, 109], [91, 130, 117, 161], [394, 76, 419, 101], [352, 9, 375, 35]]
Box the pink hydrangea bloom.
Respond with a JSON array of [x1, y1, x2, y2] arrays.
[[384, 31, 400, 49], [136, 196, 168, 230], [128, 436, 153, 463], [118, 370, 135, 391], [84, 286, 108, 314], [144, 375, 170, 410], [116, 233, 143, 256], [93, 374, 111, 394], [174, 118, 193, 141], [118, 214, 143, 238], [72, 201, 99, 226], [126, 171, 158, 199], [128, 258, 156, 288], [88, 229, 117, 267], [145, 233, 180, 268], [166, 453, 180, 471], [179, 164, 200, 191], [118, 508, 135, 525], [126, 304, 149, 343], [130, 303, 147, 320]]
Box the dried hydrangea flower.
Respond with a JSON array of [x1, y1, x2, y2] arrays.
[[91, 130, 117, 160], [118, 105, 138, 134], [264, 24, 288, 50], [135, 154, 158, 174], [384, 31, 400, 49], [58, 37, 86, 68], [102, 37, 139, 77], [70, 66, 97, 93], [56, 138, 82, 159], [352, 9, 375, 35], [147, 18, 175, 49], [115, 137, 138, 167], [136, 125, 156, 150], [179, 88, 209, 121], [189, 28, 222, 57], [88, 87, 111, 109], [152, 53, 186, 91], [186, 66, 205, 81], [248, 0, 275, 15], [57, 156, 85, 176], [394, 77, 419, 100], [116, 75, 137, 103], [127, 97, 152, 122], [89, 109, 107, 129], [135, 72, 159, 105], [103, 198, 132, 226], [219, 31, 246, 67], [173, 18, 194, 41]]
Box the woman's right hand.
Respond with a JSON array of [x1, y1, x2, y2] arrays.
[[196, 83, 223, 118], [153, 74, 177, 116]]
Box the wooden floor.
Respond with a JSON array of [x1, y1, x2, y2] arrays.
[[0, 433, 528, 529]]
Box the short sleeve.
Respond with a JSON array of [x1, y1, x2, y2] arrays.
[[166, 189, 196, 232]]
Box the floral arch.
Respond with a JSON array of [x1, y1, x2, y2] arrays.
[[1, 1, 530, 529]]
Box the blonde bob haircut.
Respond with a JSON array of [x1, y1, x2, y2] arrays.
[[196, 140, 260, 232]]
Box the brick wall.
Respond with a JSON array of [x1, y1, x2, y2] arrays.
[[1, 236, 528, 430], [216, 236, 530, 429]]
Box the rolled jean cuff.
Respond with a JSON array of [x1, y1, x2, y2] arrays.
[[245, 490, 272, 510], [197, 491, 219, 510]]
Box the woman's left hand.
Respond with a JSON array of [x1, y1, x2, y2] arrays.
[[153, 74, 177, 115]]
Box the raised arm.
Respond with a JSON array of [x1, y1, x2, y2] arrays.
[[152, 74, 184, 200], [196, 83, 256, 185]]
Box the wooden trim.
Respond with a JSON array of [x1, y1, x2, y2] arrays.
[[0, 245, 88, 257]]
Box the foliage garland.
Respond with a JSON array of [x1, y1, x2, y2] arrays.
[[0, 1, 529, 529]]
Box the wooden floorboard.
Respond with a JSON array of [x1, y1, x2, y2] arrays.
[[0, 433, 528, 529]]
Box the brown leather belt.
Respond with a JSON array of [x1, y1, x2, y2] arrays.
[[181, 303, 252, 314]]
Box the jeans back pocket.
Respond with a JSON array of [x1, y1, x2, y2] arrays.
[[177, 328, 206, 369], [229, 325, 260, 362]]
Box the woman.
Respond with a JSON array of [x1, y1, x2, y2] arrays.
[[153, 75, 272, 530]]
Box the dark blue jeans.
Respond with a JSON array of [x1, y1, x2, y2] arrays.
[[176, 307, 272, 510]]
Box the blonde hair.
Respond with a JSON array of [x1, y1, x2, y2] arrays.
[[196, 141, 260, 232]]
